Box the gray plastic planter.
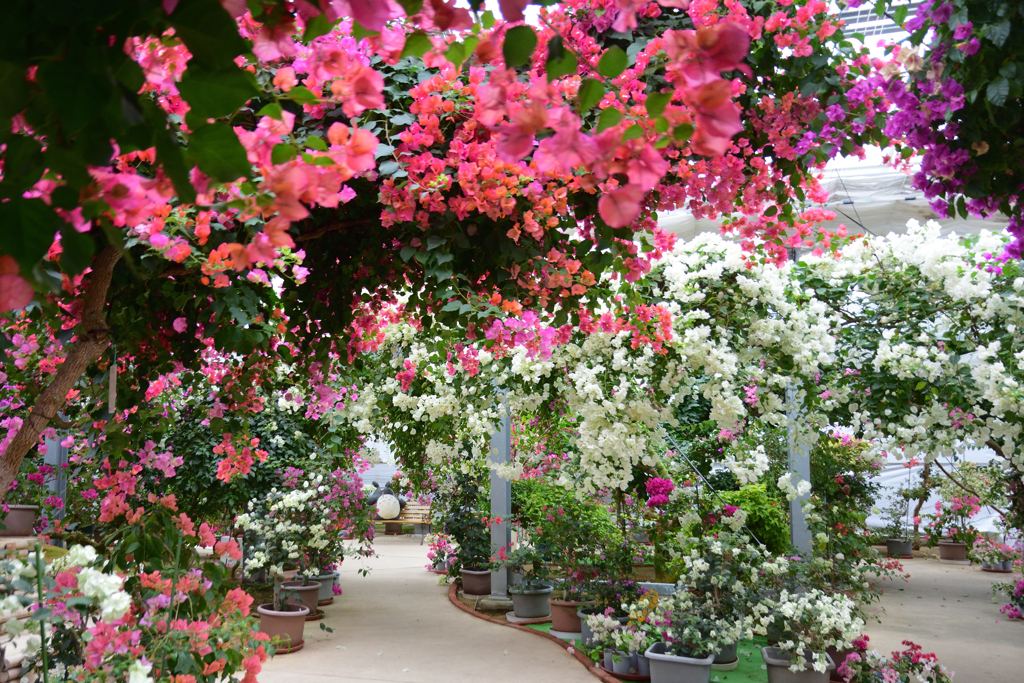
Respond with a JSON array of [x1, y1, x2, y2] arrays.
[[714, 641, 738, 664], [510, 584, 552, 618], [886, 538, 913, 557], [762, 647, 835, 683], [645, 642, 715, 683]]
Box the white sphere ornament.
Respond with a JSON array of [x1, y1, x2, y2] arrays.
[[377, 494, 401, 520]]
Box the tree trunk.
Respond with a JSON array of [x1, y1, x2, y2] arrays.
[[0, 246, 121, 501]]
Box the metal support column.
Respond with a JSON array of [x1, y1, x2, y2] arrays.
[[786, 390, 813, 554], [489, 410, 512, 600]]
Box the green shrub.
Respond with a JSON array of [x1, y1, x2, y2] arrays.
[[720, 484, 791, 554], [512, 479, 617, 539]]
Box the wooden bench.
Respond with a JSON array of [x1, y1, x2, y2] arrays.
[[381, 504, 432, 544]]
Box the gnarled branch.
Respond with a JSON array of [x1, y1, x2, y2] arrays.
[[0, 246, 122, 501]]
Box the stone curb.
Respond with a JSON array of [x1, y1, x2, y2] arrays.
[[447, 582, 619, 683]]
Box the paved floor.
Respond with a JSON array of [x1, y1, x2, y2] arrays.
[[258, 535, 594, 683], [868, 557, 1022, 682]]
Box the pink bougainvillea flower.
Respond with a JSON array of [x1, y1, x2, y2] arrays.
[[598, 185, 643, 228], [345, 0, 403, 32], [498, 0, 529, 22], [251, 18, 297, 62], [0, 255, 33, 312]]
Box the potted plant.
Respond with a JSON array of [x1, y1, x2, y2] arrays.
[[644, 588, 723, 683], [836, 636, 954, 683], [440, 469, 492, 596], [306, 465, 376, 605], [754, 588, 863, 682], [972, 537, 1015, 572], [669, 533, 763, 669], [1, 457, 60, 536], [924, 495, 981, 562], [236, 486, 328, 651], [881, 480, 914, 559], [500, 541, 553, 618]]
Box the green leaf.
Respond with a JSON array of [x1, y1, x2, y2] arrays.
[[481, 10, 496, 29], [892, 5, 908, 26], [177, 66, 258, 121], [256, 102, 284, 120], [597, 46, 628, 79], [645, 92, 672, 118], [503, 25, 538, 68], [915, 381, 926, 391], [0, 61, 29, 118], [168, 0, 250, 71], [445, 42, 467, 69], [287, 86, 319, 105], [0, 198, 60, 271], [59, 228, 96, 275], [189, 122, 250, 182], [36, 61, 111, 135], [622, 124, 644, 141], [152, 121, 197, 204], [672, 123, 694, 142], [578, 78, 605, 112], [271, 144, 297, 165], [545, 36, 578, 81], [351, 22, 380, 40], [987, 77, 1010, 106], [987, 20, 1011, 48], [303, 13, 333, 43], [427, 236, 445, 250], [595, 108, 623, 132], [305, 136, 328, 151], [395, 0, 424, 15], [402, 32, 432, 59]]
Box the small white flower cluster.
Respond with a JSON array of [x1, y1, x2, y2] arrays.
[[776, 472, 812, 502]]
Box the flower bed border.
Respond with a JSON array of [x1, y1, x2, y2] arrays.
[[447, 583, 617, 683]]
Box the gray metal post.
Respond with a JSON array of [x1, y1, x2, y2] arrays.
[[787, 390, 813, 554], [489, 410, 512, 600]]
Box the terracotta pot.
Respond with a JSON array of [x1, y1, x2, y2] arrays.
[[938, 541, 967, 562], [1, 505, 38, 536], [257, 602, 309, 653], [549, 598, 593, 633], [384, 522, 403, 535], [282, 580, 321, 617], [825, 645, 853, 682], [460, 569, 491, 596]]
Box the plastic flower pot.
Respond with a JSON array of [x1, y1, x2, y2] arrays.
[[510, 584, 552, 618], [714, 641, 738, 665], [460, 569, 491, 596], [610, 651, 633, 675], [549, 598, 592, 633], [937, 541, 967, 562], [0, 505, 38, 536], [645, 642, 715, 683], [1002, 559, 1014, 571], [886, 538, 913, 558], [282, 580, 322, 617], [825, 645, 853, 683], [635, 652, 650, 676], [257, 602, 310, 653], [312, 572, 339, 605], [578, 608, 597, 644], [761, 646, 835, 683]]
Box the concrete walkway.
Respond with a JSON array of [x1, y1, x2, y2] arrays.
[[258, 535, 594, 683], [867, 557, 1021, 681]]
